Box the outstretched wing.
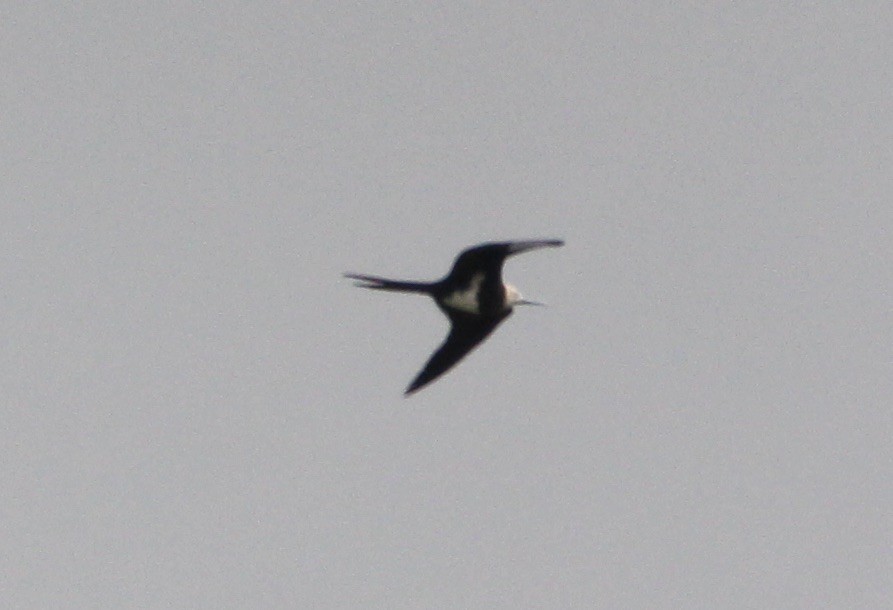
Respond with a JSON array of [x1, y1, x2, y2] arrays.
[[405, 310, 512, 395], [445, 239, 564, 286]]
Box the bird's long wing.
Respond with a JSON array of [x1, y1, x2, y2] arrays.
[[405, 310, 512, 395], [446, 239, 564, 285]]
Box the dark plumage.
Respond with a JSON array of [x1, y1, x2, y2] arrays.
[[345, 239, 563, 395]]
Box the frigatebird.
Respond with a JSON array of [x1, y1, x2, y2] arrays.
[[345, 239, 564, 395]]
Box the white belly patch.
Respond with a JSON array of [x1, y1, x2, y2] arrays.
[[443, 272, 484, 314]]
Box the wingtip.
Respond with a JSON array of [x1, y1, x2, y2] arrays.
[[505, 239, 565, 256], [405, 372, 435, 396]]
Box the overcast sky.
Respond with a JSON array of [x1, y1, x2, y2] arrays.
[[3, 3, 891, 608]]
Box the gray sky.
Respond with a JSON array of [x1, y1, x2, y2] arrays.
[[3, 3, 891, 608]]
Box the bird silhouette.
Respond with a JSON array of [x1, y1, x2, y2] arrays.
[[345, 239, 563, 395]]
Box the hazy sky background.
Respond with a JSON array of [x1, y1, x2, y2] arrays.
[[3, 3, 891, 608]]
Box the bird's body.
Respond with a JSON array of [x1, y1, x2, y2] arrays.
[[345, 239, 563, 395]]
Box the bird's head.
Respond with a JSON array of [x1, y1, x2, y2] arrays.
[[504, 283, 545, 308]]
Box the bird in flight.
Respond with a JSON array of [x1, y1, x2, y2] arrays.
[[345, 239, 564, 395]]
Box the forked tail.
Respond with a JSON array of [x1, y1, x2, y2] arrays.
[[343, 273, 433, 294]]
